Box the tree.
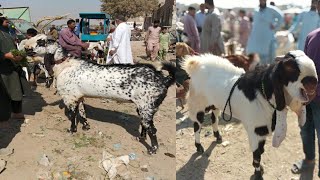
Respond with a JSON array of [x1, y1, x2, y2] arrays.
[[100, 0, 159, 19]]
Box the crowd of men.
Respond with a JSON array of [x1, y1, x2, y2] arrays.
[[179, 0, 320, 64]]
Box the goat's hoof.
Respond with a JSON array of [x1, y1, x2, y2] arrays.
[[216, 136, 223, 144], [216, 138, 223, 144], [195, 143, 204, 153], [253, 166, 264, 180], [67, 128, 77, 133], [148, 145, 158, 155], [82, 124, 90, 131], [253, 173, 263, 180], [214, 132, 223, 144]]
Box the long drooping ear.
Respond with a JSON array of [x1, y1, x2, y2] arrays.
[[272, 60, 286, 111], [272, 56, 298, 111]]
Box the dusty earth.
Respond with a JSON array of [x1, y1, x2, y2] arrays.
[[176, 103, 319, 180], [0, 41, 176, 180]]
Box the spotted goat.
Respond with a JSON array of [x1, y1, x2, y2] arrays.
[[51, 47, 175, 154]]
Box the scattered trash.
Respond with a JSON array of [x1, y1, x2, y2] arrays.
[[0, 148, 14, 156], [145, 176, 155, 180], [24, 118, 30, 124], [176, 130, 184, 136], [67, 164, 76, 174], [113, 143, 121, 150], [290, 177, 299, 180], [179, 116, 188, 122], [98, 131, 103, 137], [38, 154, 50, 167], [37, 170, 51, 180], [32, 133, 45, 138], [221, 141, 230, 147], [204, 131, 212, 137], [224, 124, 233, 131], [128, 153, 136, 160], [141, 164, 148, 172], [52, 171, 71, 179], [164, 152, 175, 158], [99, 151, 131, 180]]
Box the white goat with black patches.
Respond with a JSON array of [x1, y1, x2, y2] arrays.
[[183, 51, 318, 179], [50, 47, 176, 154]]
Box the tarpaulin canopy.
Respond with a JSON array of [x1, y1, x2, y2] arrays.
[[0, 7, 31, 22]]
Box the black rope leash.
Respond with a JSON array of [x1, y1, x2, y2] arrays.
[[222, 76, 243, 122]]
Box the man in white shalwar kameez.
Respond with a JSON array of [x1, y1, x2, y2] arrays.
[[288, 0, 320, 51], [107, 15, 133, 64], [246, 0, 284, 64]]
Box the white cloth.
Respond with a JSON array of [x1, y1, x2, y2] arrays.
[[106, 22, 133, 64]]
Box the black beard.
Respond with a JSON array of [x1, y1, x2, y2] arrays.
[[259, 4, 267, 9]]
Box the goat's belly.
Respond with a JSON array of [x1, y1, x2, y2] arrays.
[[78, 83, 131, 100], [204, 84, 274, 128]]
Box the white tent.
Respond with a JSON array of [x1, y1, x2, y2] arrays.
[[283, 7, 304, 14]]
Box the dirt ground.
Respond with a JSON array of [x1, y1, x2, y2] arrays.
[[0, 41, 176, 180], [176, 103, 319, 180]]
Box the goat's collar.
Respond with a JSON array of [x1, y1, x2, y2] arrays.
[[261, 77, 276, 110], [55, 57, 67, 64]]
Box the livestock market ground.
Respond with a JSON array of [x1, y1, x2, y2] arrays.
[[0, 41, 176, 179], [176, 104, 319, 180]]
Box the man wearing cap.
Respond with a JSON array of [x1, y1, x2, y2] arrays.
[[107, 15, 133, 64]]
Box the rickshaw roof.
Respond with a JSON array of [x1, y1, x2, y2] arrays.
[[79, 12, 111, 19]]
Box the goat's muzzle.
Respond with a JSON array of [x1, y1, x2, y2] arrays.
[[25, 48, 36, 56]]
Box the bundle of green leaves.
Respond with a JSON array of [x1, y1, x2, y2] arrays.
[[10, 49, 28, 67]]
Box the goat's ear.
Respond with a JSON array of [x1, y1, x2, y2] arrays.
[[272, 61, 286, 111]]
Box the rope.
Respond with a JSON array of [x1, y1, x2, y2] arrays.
[[222, 76, 243, 122]]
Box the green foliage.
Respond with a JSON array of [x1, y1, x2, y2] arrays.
[[10, 49, 28, 67], [100, 0, 159, 19]]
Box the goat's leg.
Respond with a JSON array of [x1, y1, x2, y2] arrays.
[[194, 111, 205, 153], [211, 109, 222, 143], [78, 100, 90, 131], [252, 140, 266, 180], [146, 120, 158, 154], [136, 108, 147, 140], [66, 102, 79, 133], [140, 108, 158, 154], [39, 64, 51, 88]]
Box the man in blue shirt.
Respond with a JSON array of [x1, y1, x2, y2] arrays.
[[74, 18, 80, 37], [288, 0, 320, 50], [246, 0, 284, 64]]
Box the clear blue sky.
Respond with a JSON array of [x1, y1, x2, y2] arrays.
[[1, 0, 102, 24]]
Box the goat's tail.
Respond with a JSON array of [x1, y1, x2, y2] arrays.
[[161, 61, 176, 87], [182, 55, 200, 75]]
